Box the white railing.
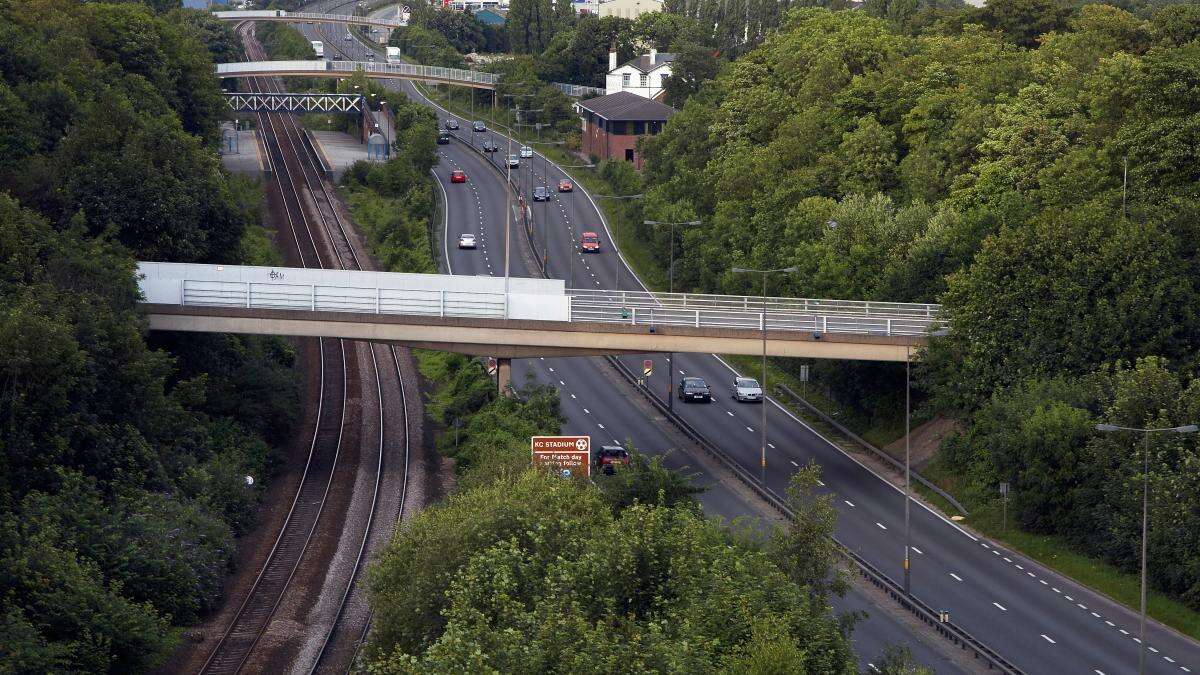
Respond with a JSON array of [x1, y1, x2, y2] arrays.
[[215, 61, 499, 88], [566, 289, 943, 337], [212, 10, 406, 28], [182, 280, 507, 318]]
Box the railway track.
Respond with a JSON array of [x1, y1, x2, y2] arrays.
[[199, 23, 411, 675]]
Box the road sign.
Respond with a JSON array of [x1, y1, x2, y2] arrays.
[[799, 365, 809, 382], [531, 436, 591, 477], [999, 482, 1009, 496], [643, 359, 653, 377], [486, 357, 497, 376]]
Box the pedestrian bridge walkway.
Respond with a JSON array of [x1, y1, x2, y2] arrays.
[[214, 61, 606, 98], [137, 262, 942, 361], [212, 9, 405, 29]]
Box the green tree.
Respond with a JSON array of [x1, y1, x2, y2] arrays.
[[507, 0, 555, 54]]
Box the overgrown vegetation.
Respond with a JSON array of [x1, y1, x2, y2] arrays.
[[0, 3, 298, 670], [636, 2, 1200, 617]]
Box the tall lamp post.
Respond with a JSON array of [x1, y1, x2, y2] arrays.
[[645, 219, 701, 410], [531, 139, 566, 277], [592, 192, 643, 290], [731, 265, 799, 483], [1094, 422, 1198, 675]]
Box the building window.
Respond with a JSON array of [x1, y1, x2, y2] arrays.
[[661, 74, 668, 88], [634, 121, 645, 135], [625, 148, 635, 162], [610, 121, 627, 135], [621, 73, 630, 87], [640, 73, 648, 87]]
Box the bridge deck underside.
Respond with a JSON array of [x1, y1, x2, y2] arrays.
[[143, 304, 923, 361]]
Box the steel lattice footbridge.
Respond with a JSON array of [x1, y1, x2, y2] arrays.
[[137, 263, 943, 361]]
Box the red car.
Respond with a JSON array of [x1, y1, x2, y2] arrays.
[[558, 178, 573, 192], [580, 231, 601, 252], [595, 446, 630, 475], [450, 170, 467, 183]]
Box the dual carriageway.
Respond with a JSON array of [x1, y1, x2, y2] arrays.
[[196, 7, 1200, 673]]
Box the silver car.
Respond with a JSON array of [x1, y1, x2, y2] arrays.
[[507, 154, 519, 167], [733, 377, 763, 402], [520, 145, 533, 158]]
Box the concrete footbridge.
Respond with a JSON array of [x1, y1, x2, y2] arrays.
[[137, 262, 943, 361], [212, 9, 406, 30], [214, 61, 607, 98]]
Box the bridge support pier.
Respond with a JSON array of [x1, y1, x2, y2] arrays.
[[497, 358, 512, 396]]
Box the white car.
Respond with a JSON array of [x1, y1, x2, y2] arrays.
[[507, 154, 519, 168], [520, 146, 533, 158], [457, 233, 477, 249], [733, 377, 763, 403]]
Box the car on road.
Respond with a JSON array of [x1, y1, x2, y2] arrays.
[[595, 446, 631, 475], [457, 233, 477, 249], [444, 119, 459, 130], [366, 53, 375, 61], [450, 170, 467, 183], [507, 154, 520, 168], [532, 186, 549, 201], [472, 121, 487, 132], [580, 231, 601, 252], [678, 376, 712, 402], [344, 33, 353, 41], [520, 145, 533, 158], [733, 377, 763, 403], [558, 178, 573, 192], [437, 131, 451, 145], [482, 140, 499, 152]]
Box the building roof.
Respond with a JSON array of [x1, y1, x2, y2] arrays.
[[620, 52, 675, 73], [577, 91, 676, 122]]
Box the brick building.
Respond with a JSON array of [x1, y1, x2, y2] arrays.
[[575, 91, 676, 169]]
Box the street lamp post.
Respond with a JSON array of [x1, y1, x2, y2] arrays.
[[592, 193, 644, 290], [1094, 422, 1198, 675], [731, 265, 798, 483], [530, 139, 566, 277], [645, 219, 701, 410]]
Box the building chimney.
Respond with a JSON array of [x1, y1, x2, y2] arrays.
[[608, 49, 617, 72], [650, 47, 657, 62]]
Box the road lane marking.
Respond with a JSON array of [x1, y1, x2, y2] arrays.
[[1040, 580, 1048, 585], [1053, 587, 1061, 593], [1149, 647, 1159, 653], [1119, 629, 1128, 635], [1004, 557, 1012, 563], [993, 602, 1007, 611], [570, 394, 576, 399], [597, 423, 605, 429], [949, 573, 963, 581], [1077, 603, 1087, 609], [1091, 612, 1100, 618], [844, 500, 855, 507], [726, 410, 734, 416], [583, 408, 590, 414], [768, 442, 776, 448], [1041, 634, 1056, 644], [1065, 595, 1074, 601], [912, 547, 923, 554], [746, 426, 753, 432], [1105, 620, 1114, 626], [876, 522, 887, 530], [1014, 564, 1023, 569], [559, 380, 565, 386], [790, 460, 799, 467], [1027, 572, 1036, 577]]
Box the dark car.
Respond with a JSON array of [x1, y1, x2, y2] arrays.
[[532, 186, 549, 202], [444, 119, 459, 130], [437, 131, 451, 145], [472, 120, 487, 132], [595, 446, 631, 475], [678, 376, 711, 402], [481, 139, 499, 152]]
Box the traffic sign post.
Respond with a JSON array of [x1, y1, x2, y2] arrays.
[[643, 359, 653, 377], [531, 436, 591, 477], [487, 357, 497, 376], [1000, 482, 1009, 533]]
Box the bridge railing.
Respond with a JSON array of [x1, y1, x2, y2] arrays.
[[568, 289, 942, 320], [181, 280, 507, 318], [568, 302, 937, 337], [215, 60, 500, 88], [212, 10, 406, 28]]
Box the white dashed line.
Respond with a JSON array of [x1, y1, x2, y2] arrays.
[[570, 394, 576, 399], [1040, 579, 1048, 585], [993, 602, 1007, 611], [876, 522, 887, 530], [726, 410, 734, 416], [558, 380, 565, 386], [912, 547, 923, 555], [790, 460, 799, 467], [583, 408, 590, 414], [767, 442, 776, 448], [1065, 595, 1074, 601], [1119, 629, 1129, 635], [1041, 634, 1056, 644], [1105, 620, 1114, 626], [949, 573, 963, 582], [844, 500, 855, 507], [1053, 587, 1061, 593], [1091, 612, 1101, 618], [597, 423, 605, 429], [746, 426, 753, 432]]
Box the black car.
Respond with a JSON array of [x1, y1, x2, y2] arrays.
[[472, 120, 487, 132], [532, 186, 549, 201], [481, 139, 499, 152], [436, 131, 451, 145], [444, 119, 459, 130], [678, 376, 712, 402]]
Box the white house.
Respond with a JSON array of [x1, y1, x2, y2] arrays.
[[604, 48, 675, 101]]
